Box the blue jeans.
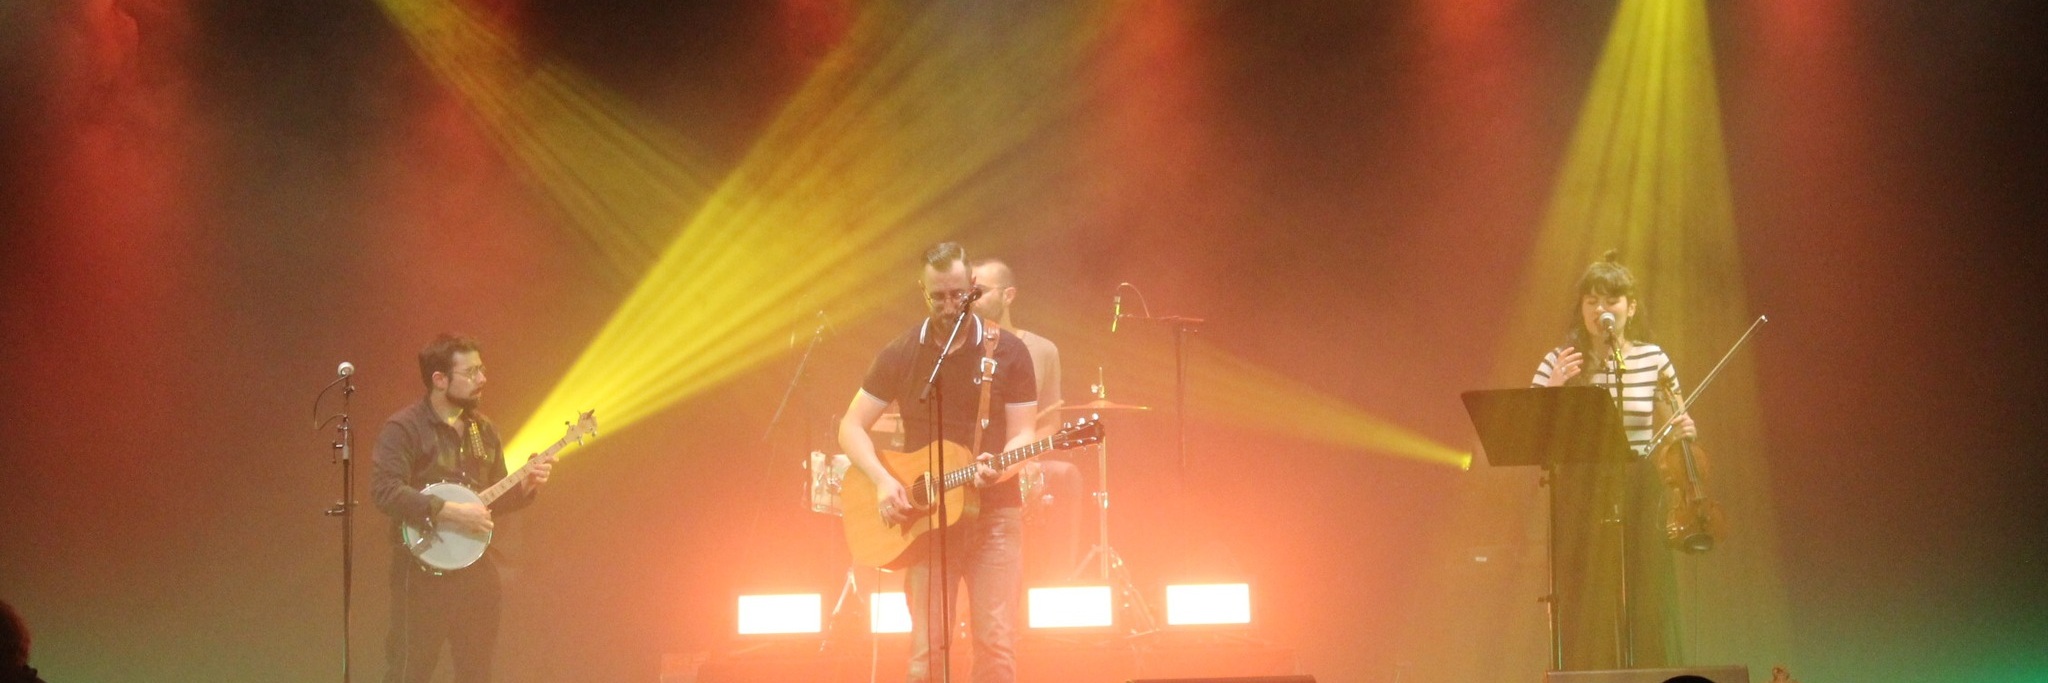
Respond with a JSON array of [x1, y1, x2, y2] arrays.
[[905, 507, 1023, 683]]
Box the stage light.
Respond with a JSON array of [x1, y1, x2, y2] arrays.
[[870, 591, 911, 634], [1027, 586, 1114, 630], [736, 593, 823, 635], [1163, 582, 1252, 627]]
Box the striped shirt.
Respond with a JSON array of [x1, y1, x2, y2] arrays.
[[1531, 343, 1683, 455]]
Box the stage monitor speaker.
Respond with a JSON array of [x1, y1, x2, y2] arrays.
[[1128, 677, 1315, 683], [1545, 665, 1750, 683]]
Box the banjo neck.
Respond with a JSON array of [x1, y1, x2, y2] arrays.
[[475, 433, 575, 506]]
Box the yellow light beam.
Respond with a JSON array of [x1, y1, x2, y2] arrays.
[[505, 4, 1119, 457], [1027, 314, 1471, 469], [374, 0, 721, 285]]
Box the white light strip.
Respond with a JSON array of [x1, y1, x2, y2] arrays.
[[871, 591, 911, 634], [1027, 586, 1113, 629], [737, 593, 822, 635], [1164, 583, 1252, 626]]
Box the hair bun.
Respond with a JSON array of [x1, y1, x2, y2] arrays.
[[1601, 249, 1623, 264]]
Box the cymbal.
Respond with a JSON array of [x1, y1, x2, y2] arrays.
[[1059, 399, 1150, 412]]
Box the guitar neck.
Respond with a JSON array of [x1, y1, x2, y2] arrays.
[[935, 435, 1058, 493], [477, 437, 570, 505]]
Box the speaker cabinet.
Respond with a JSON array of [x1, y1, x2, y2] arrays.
[[1545, 666, 1750, 683]]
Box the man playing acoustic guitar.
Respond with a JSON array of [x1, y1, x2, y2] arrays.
[[838, 242, 1038, 683]]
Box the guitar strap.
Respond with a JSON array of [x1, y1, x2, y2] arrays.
[[464, 419, 493, 488], [970, 319, 1002, 454]]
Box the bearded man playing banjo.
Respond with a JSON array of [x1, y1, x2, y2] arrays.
[[371, 333, 555, 683]]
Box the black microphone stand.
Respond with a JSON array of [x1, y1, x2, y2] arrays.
[[1108, 284, 1196, 634], [916, 300, 976, 683], [767, 316, 871, 661], [1115, 312, 1204, 491], [763, 316, 830, 444], [313, 371, 358, 683], [1603, 340, 1634, 667]]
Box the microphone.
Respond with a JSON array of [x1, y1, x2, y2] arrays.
[[1597, 311, 1618, 337], [1111, 294, 1122, 333], [337, 361, 355, 377], [961, 287, 985, 305], [814, 309, 835, 337]]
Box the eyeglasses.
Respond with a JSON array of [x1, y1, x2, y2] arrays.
[[925, 288, 974, 304], [450, 365, 486, 380]]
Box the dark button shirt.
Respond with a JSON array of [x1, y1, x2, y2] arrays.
[[370, 397, 535, 543], [860, 315, 1037, 508]]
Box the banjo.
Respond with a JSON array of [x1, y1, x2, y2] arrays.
[[402, 410, 597, 572]]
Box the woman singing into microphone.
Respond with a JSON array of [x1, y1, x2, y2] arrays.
[[1531, 251, 1698, 669]]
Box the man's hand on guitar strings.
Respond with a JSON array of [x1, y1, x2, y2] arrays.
[[878, 478, 915, 525]]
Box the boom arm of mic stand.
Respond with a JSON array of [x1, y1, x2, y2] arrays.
[[1116, 314, 1206, 327], [762, 329, 828, 443]]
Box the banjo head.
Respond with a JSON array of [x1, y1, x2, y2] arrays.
[[403, 482, 491, 572]]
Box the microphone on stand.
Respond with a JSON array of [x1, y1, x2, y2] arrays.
[[1111, 294, 1123, 333], [337, 361, 355, 378], [1596, 311, 1625, 382]]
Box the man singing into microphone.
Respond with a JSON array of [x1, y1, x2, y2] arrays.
[[371, 333, 554, 683], [839, 242, 1037, 683]]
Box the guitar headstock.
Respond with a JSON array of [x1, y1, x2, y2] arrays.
[[565, 409, 598, 444], [1053, 414, 1104, 450]]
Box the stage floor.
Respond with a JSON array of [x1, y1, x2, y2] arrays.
[[668, 633, 1301, 683]]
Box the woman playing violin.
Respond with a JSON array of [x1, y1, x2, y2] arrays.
[[1530, 251, 1698, 669]]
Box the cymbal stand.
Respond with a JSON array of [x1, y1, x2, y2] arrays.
[[1067, 368, 1157, 634]]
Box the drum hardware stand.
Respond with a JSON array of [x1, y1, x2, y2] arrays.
[[818, 564, 885, 683], [312, 362, 357, 683], [1066, 368, 1158, 635]]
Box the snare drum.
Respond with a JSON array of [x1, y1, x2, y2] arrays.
[[807, 451, 852, 516]]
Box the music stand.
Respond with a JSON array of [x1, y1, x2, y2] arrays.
[[1461, 386, 1635, 671]]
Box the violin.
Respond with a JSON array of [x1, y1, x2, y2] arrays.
[[1651, 378, 1723, 553]]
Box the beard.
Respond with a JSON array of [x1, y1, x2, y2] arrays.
[[449, 391, 482, 411]]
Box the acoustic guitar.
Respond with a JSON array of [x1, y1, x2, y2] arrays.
[[840, 416, 1102, 569]]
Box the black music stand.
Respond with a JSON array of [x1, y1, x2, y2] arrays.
[[1461, 386, 1635, 671]]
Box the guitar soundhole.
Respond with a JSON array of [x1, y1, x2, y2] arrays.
[[909, 475, 933, 508]]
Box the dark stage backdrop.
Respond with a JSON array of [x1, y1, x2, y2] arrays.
[[2, 2, 2043, 682]]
